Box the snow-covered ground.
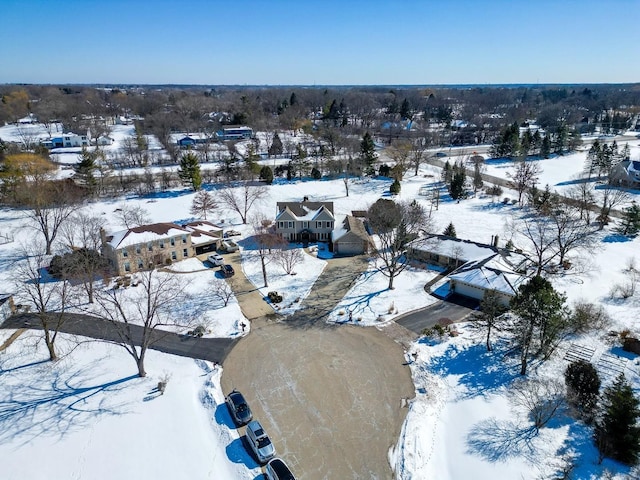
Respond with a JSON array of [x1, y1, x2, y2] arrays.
[[1, 126, 640, 478]]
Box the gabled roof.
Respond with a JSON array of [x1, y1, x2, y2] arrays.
[[105, 223, 190, 249], [276, 201, 334, 221], [277, 201, 334, 216], [449, 254, 528, 296], [182, 220, 223, 246], [333, 215, 369, 242], [408, 234, 499, 263]]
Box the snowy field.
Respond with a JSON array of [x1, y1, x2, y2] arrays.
[[1, 121, 640, 478]]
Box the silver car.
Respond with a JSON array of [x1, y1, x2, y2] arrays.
[[245, 420, 276, 464]]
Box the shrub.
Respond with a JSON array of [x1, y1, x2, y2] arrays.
[[486, 185, 503, 197], [390, 179, 401, 195], [565, 360, 600, 422], [267, 291, 283, 303], [311, 167, 322, 180]]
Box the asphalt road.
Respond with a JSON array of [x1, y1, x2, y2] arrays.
[[396, 295, 477, 334], [1, 312, 238, 364]]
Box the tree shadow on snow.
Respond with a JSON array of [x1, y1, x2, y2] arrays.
[[466, 417, 539, 463], [427, 340, 519, 400], [0, 358, 136, 445]]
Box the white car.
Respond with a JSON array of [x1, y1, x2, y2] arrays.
[[222, 239, 239, 252], [245, 420, 276, 464], [207, 253, 224, 266]]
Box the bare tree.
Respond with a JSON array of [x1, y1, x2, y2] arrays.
[[24, 181, 80, 255], [474, 289, 507, 351], [218, 183, 267, 224], [567, 181, 596, 223], [410, 137, 430, 176], [211, 278, 235, 307], [190, 190, 217, 220], [509, 378, 566, 433], [93, 268, 193, 377], [508, 160, 542, 205], [508, 212, 558, 276], [597, 185, 629, 228], [275, 246, 304, 275], [549, 205, 599, 267], [250, 216, 286, 287], [113, 203, 151, 229], [14, 243, 75, 361], [368, 199, 431, 289], [59, 211, 108, 303]]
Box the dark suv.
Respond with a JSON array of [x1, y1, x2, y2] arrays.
[[221, 264, 235, 278], [225, 390, 252, 426]]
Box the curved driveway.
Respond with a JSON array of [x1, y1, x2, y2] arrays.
[[222, 256, 415, 480]]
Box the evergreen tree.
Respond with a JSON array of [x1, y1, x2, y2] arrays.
[[565, 360, 600, 422], [389, 178, 401, 195], [554, 124, 568, 154], [617, 201, 640, 237], [441, 160, 452, 184], [311, 167, 322, 180], [289, 92, 297, 106], [540, 135, 551, 159], [360, 132, 377, 172], [443, 222, 457, 238], [595, 374, 640, 465], [269, 132, 283, 157], [510, 276, 570, 375], [74, 147, 101, 193], [449, 162, 466, 200], [400, 98, 412, 120], [259, 165, 274, 185], [178, 152, 202, 191], [472, 163, 484, 193]]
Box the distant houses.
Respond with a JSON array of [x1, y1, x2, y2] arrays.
[[41, 132, 89, 149], [216, 126, 253, 141]]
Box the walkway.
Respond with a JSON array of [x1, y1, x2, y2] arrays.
[[223, 252, 276, 319]]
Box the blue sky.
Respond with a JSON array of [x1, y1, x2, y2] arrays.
[[1, 0, 638, 85]]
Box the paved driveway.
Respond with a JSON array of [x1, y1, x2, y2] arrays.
[[396, 294, 477, 334], [1, 313, 238, 364], [222, 255, 414, 479]]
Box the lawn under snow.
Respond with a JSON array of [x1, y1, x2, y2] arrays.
[[2, 121, 640, 479], [0, 332, 260, 480]]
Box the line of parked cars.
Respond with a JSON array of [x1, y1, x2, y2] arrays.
[[225, 390, 297, 480]]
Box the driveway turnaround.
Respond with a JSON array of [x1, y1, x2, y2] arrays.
[[222, 255, 415, 479], [1, 313, 238, 364], [222, 318, 413, 479], [396, 296, 476, 334]]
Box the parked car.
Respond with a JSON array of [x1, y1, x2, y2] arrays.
[[221, 264, 235, 278], [222, 239, 239, 252], [435, 151, 447, 158], [265, 458, 297, 480], [245, 420, 276, 464], [224, 230, 242, 238], [225, 390, 252, 426], [207, 253, 224, 266]]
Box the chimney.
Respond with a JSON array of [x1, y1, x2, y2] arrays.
[[303, 195, 309, 202], [493, 234, 499, 247]]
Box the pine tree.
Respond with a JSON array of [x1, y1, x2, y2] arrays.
[[389, 178, 401, 195], [400, 98, 412, 120], [259, 165, 273, 185], [178, 152, 202, 191], [74, 147, 101, 193], [617, 201, 640, 237], [268, 132, 283, 157], [360, 132, 377, 172], [441, 160, 452, 184], [443, 222, 456, 238], [449, 162, 466, 200], [595, 374, 640, 465], [540, 135, 551, 159], [473, 163, 484, 193], [565, 360, 600, 422]]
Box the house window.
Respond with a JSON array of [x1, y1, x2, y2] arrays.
[[122, 250, 128, 258], [288, 221, 293, 229], [137, 259, 144, 269], [148, 242, 153, 252], [159, 240, 165, 249], [170, 238, 175, 247], [136, 245, 141, 254], [183, 248, 188, 257], [303, 221, 308, 229], [124, 262, 130, 272], [182, 234, 187, 244], [171, 251, 177, 260]]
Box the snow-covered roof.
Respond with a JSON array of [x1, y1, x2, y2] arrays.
[[449, 254, 528, 296], [409, 235, 498, 263], [182, 220, 223, 246], [276, 201, 334, 221], [105, 223, 189, 249], [332, 215, 369, 242]]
